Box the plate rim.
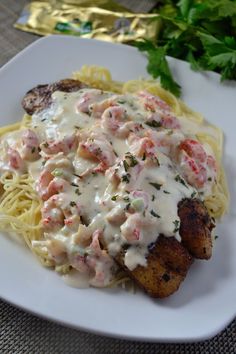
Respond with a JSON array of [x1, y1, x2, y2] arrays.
[[0, 35, 235, 343]]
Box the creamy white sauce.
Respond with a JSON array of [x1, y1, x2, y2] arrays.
[[0, 88, 217, 287]]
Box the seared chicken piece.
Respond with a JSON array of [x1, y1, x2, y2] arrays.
[[116, 235, 193, 298], [22, 79, 86, 115], [116, 198, 214, 298], [178, 198, 214, 259]]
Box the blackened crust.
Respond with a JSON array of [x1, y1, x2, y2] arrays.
[[22, 79, 87, 115], [116, 235, 193, 298], [178, 198, 214, 259]]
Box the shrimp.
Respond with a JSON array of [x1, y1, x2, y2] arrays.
[[21, 129, 40, 161], [145, 110, 180, 130], [90, 97, 117, 119], [101, 106, 134, 138], [120, 213, 155, 243], [138, 91, 171, 112], [75, 90, 106, 114], [178, 139, 216, 188], [161, 114, 181, 129], [36, 170, 70, 201], [40, 134, 78, 155], [86, 230, 115, 287], [206, 155, 217, 172], [78, 136, 116, 173], [42, 193, 80, 229], [7, 148, 25, 172], [179, 139, 207, 163], [179, 151, 207, 188], [130, 137, 155, 157], [43, 153, 74, 177]]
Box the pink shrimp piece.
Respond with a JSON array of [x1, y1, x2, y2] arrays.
[[42, 193, 80, 229], [7, 148, 25, 171], [88, 230, 103, 256], [120, 213, 143, 243], [47, 177, 70, 198], [130, 137, 155, 158], [207, 155, 217, 171], [86, 230, 115, 287], [161, 114, 181, 129], [40, 134, 78, 155], [78, 137, 116, 172], [90, 98, 117, 119], [75, 90, 104, 114], [138, 91, 171, 112], [42, 196, 65, 230], [71, 255, 90, 274], [180, 151, 207, 188], [64, 215, 81, 231], [145, 130, 170, 150], [21, 129, 40, 161], [36, 170, 54, 200], [36, 170, 69, 201], [179, 139, 207, 163], [101, 106, 132, 138]]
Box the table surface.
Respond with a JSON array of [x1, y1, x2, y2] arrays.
[[0, 1, 235, 353]]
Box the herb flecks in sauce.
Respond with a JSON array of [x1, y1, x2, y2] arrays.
[[22, 88, 216, 285]]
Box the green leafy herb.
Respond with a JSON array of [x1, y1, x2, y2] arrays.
[[136, 40, 181, 96], [152, 194, 155, 201], [150, 209, 161, 218], [71, 182, 79, 187], [173, 219, 180, 233], [121, 174, 131, 183], [70, 201, 76, 207], [135, 0, 236, 96], [191, 191, 197, 198], [123, 196, 130, 202], [125, 153, 138, 167], [123, 160, 129, 172], [31, 147, 36, 153], [43, 142, 49, 148], [128, 155, 138, 167], [163, 190, 170, 194], [149, 182, 162, 190], [75, 188, 81, 196], [111, 195, 118, 201], [145, 120, 162, 128], [175, 174, 188, 188]]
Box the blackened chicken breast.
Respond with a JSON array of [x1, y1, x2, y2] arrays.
[[22, 79, 86, 115]]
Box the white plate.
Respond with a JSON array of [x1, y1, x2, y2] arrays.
[[0, 36, 235, 343]]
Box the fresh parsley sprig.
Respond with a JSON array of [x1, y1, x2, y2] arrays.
[[136, 0, 236, 96]]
